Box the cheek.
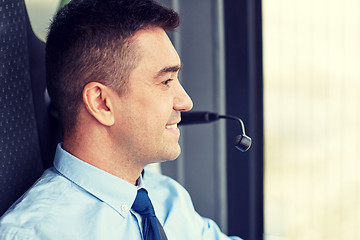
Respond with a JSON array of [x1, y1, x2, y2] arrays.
[[138, 90, 173, 115], [121, 88, 174, 128]]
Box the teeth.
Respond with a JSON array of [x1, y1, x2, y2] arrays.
[[165, 124, 177, 129]]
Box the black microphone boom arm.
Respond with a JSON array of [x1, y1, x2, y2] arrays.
[[179, 111, 252, 152]]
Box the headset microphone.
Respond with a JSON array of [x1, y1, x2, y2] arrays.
[[179, 111, 252, 152]]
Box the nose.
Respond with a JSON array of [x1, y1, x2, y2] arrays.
[[173, 80, 193, 112]]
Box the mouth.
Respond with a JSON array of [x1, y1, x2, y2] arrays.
[[165, 122, 180, 135], [165, 123, 178, 129]]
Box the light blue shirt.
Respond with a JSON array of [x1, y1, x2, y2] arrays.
[[0, 144, 241, 239]]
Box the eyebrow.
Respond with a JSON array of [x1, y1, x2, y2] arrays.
[[154, 64, 183, 79]]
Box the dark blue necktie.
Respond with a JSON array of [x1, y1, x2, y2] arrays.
[[132, 188, 168, 240]]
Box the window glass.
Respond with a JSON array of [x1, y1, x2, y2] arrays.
[[263, 0, 360, 239], [25, 0, 61, 41]]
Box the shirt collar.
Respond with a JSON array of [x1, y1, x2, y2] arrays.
[[53, 144, 139, 218]]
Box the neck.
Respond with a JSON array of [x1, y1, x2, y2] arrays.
[[63, 130, 144, 186]]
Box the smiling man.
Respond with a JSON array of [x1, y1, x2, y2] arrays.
[[0, 0, 241, 239], [62, 27, 191, 185]]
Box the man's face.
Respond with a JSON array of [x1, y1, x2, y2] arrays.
[[112, 27, 193, 166]]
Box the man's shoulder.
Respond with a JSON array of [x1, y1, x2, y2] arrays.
[[0, 167, 79, 229], [12, 167, 73, 206]]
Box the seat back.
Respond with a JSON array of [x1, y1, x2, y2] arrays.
[[0, 0, 61, 216]]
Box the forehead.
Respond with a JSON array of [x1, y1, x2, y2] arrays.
[[131, 27, 181, 74]]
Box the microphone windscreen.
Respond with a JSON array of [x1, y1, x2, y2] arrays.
[[235, 134, 252, 152]]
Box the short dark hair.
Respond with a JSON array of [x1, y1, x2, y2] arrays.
[[46, 0, 180, 134]]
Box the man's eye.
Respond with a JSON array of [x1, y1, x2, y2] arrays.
[[161, 79, 173, 86]]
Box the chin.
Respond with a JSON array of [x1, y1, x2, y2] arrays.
[[167, 153, 180, 161], [161, 145, 181, 161]]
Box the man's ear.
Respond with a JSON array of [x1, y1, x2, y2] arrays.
[[82, 82, 115, 126]]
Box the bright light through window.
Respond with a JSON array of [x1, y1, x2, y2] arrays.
[[263, 0, 360, 239], [25, 0, 60, 41]]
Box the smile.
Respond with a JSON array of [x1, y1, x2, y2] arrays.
[[165, 123, 178, 129]]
